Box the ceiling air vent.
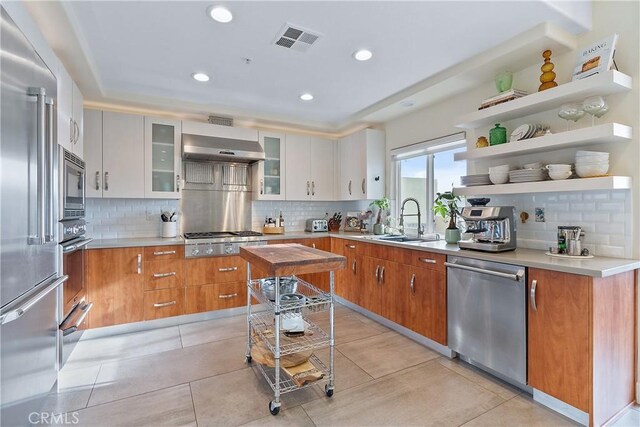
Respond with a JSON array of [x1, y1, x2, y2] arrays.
[[208, 115, 233, 127], [273, 23, 321, 53]]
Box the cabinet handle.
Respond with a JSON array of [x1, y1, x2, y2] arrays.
[[218, 293, 238, 299], [346, 244, 356, 249], [154, 301, 176, 308], [352, 259, 357, 274], [74, 119, 80, 144], [153, 250, 176, 256], [312, 181, 315, 196], [361, 178, 365, 194], [70, 117, 75, 144], [176, 174, 180, 192], [379, 266, 385, 284], [137, 254, 142, 274], [348, 180, 352, 195], [260, 178, 264, 195], [104, 172, 109, 191], [374, 265, 380, 281], [153, 272, 176, 278], [218, 267, 238, 272], [419, 258, 437, 264], [307, 181, 310, 196], [410, 273, 416, 294], [95, 171, 100, 190], [530, 279, 538, 312]]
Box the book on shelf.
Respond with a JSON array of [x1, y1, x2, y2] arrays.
[[572, 34, 618, 81], [479, 89, 528, 109]]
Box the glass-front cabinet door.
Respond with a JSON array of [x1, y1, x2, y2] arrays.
[[254, 131, 286, 200], [144, 117, 181, 199]]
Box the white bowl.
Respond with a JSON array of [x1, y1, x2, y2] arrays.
[[489, 173, 509, 185], [575, 156, 609, 164], [488, 165, 510, 173], [546, 164, 572, 171], [576, 163, 609, 177], [549, 170, 572, 180], [575, 150, 609, 158]]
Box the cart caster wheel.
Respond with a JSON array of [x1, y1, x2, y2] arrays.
[[245, 355, 252, 364], [325, 385, 334, 397], [269, 401, 280, 415]]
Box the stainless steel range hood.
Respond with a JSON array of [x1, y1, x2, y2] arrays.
[[182, 120, 264, 163]]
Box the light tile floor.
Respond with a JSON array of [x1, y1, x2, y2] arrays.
[[46, 305, 639, 426]]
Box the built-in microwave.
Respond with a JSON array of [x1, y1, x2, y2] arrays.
[[62, 149, 85, 220]]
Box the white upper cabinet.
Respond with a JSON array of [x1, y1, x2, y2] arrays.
[[71, 82, 84, 158], [285, 133, 336, 201], [84, 109, 103, 198], [253, 131, 286, 200], [84, 110, 145, 198], [338, 129, 385, 200], [144, 117, 181, 199], [57, 68, 83, 157]]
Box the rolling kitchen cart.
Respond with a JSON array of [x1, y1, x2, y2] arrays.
[[239, 244, 346, 415]]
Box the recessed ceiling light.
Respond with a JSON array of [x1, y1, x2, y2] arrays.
[[299, 93, 314, 101], [353, 49, 373, 61], [207, 5, 233, 23], [399, 100, 415, 108], [192, 72, 210, 82]]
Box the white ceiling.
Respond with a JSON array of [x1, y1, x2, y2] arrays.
[[38, 1, 591, 132]]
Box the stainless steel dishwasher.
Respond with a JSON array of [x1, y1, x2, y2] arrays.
[[446, 256, 526, 386]]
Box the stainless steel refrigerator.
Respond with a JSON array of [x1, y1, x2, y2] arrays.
[[1, 7, 67, 426]]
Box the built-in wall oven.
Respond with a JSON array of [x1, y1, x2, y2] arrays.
[[61, 149, 85, 220], [58, 219, 93, 366]]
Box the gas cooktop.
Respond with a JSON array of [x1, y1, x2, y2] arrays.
[[184, 231, 263, 239], [183, 231, 266, 257]]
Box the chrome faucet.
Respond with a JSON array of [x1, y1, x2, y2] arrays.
[[399, 198, 424, 237]]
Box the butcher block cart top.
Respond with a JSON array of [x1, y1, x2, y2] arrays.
[[240, 243, 346, 277]]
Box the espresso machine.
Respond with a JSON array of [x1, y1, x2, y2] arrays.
[[458, 206, 517, 252]]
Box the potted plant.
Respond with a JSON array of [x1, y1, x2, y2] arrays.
[[433, 190, 462, 243], [369, 197, 390, 235]]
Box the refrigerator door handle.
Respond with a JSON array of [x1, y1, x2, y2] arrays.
[[27, 87, 47, 245], [45, 96, 55, 242], [0, 275, 68, 325]]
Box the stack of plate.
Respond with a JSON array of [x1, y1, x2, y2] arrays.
[[508, 169, 547, 183], [575, 151, 609, 177], [461, 174, 491, 186], [509, 124, 548, 142]]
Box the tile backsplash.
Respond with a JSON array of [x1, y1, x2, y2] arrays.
[[86, 198, 372, 239], [251, 200, 371, 231], [85, 198, 180, 239], [489, 190, 633, 258]]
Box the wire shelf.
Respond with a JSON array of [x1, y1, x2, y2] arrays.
[[248, 276, 332, 314], [250, 311, 330, 356], [252, 353, 330, 395]]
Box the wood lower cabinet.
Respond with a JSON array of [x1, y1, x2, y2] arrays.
[[186, 256, 247, 286], [185, 282, 247, 314], [144, 259, 184, 291], [87, 247, 145, 328], [331, 238, 362, 304], [143, 288, 185, 320], [528, 268, 636, 426], [405, 266, 446, 345]]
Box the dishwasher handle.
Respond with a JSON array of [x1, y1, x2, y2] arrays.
[[445, 261, 524, 282]]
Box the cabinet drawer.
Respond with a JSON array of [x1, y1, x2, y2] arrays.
[[143, 245, 184, 260], [185, 282, 246, 314], [409, 250, 445, 272], [186, 256, 247, 286], [143, 288, 185, 320], [144, 259, 184, 291]]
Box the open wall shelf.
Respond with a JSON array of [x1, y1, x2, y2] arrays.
[[453, 176, 632, 196]]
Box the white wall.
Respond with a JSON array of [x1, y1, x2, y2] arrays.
[[385, 0, 640, 259]]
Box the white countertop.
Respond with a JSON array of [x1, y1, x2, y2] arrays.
[[87, 231, 639, 278]]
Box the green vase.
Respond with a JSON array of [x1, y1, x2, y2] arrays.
[[495, 71, 513, 93], [489, 123, 507, 146], [445, 228, 461, 244]]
